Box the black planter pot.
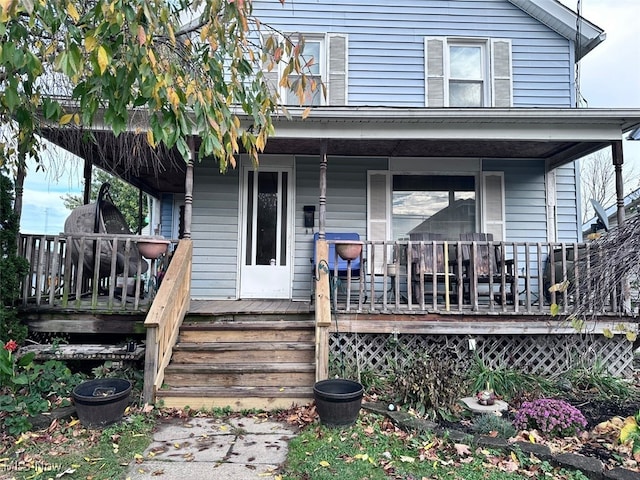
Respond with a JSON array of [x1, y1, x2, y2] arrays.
[[313, 379, 364, 427], [72, 378, 132, 428]]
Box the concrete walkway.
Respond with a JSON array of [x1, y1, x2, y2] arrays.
[[126, 416, 298, 480]]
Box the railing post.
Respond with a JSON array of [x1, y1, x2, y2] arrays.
[[315, 238, 331, 382], [143, 326, 158, 404]]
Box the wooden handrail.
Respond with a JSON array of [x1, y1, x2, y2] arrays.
[[143, 239, 192, 404]]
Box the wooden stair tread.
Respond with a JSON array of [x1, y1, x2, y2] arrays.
[[173, 341, 314, 351], [166, 362, 315, 373], [156, 385, 314, 398], [180, 320, 315, 331]]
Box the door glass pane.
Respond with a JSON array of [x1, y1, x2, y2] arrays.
[[256, 172, 278, 265], [245, 171, 254, 266], [280, 172, 288, 266]]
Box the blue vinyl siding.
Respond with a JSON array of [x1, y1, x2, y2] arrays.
[[159, 193, 174, 239], [190, 164, 240, 299], [254, 0, 573, 107], [555, 163, 580, 241], [483, 159, 548, 242]]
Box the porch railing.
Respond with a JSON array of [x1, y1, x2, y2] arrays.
[[325, 239, 626, 316], [143, 239, 192, 404], [18, 233, 177, 312]]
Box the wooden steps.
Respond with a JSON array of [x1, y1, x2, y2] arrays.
[[156, 318, 316, 411]]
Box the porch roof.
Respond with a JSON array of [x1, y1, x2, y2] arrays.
[[40, 106, 640, 197]]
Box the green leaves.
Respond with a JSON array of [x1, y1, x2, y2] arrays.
[[55, 43, 83, 78], [1, 0, 316, 173]]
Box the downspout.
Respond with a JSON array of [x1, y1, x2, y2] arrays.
[[315, 140, 331, 382]]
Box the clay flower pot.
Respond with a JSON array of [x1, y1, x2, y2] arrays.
[[335, 242, 363, 261], [137, 237, 170, 259]]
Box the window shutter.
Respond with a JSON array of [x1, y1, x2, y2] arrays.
[[491, 39, 512, 107], [368, 172, 390, 275], [328, 34, 348, 105], [483, 172, 505, 240], [425, 37, 445, 107], [261, 33, 280, 97]]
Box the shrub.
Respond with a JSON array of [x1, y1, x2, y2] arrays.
[[472, 413, 517, 439], [513, 398, 587, 438], [0, 340, 86, 435], [0, 173, 29, 344], [392, 351, 468, 419], [468, 354, 553, 402], [562, 358, 635, 401]]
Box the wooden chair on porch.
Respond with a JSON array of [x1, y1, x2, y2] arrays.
[[459, 233, 515, 305], [408, 233, 457, 305]]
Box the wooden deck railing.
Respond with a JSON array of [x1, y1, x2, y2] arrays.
[[18, 233, 176, 311], [143, 239, 192, 404], [326, 239, 626, 316]]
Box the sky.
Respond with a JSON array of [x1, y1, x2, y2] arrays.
[[18, 0, 640, 235]]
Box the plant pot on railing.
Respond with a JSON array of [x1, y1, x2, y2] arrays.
[[72, 378, 132, 428], [335, 242, 363, 261], [313, 379, 364, 427]]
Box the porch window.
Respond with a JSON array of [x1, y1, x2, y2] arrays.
[[392, 175, 476, 241]]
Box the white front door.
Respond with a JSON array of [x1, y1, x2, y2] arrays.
[[239, 166, 293, 298]]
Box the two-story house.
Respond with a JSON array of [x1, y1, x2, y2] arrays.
[[29, 0, 640, 409]]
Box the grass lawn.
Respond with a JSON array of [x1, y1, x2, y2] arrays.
[[280, 411, 591, 480], [0, 409, 155, 480]]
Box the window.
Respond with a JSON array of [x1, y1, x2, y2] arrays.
[[262, 33, 348, 106], [425, 37, 512, 108], [392, 175, 476, 240], [367, 171, 505, 273], [285, 38, 323, 106], [448, 44, 485, 107]]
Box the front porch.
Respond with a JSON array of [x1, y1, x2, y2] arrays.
[[19, 234, 629, 317], [16, 233, 638, 409]]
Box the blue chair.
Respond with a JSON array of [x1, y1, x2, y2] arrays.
[[312, 232, 366, 305], [314, 232, 363, 276]]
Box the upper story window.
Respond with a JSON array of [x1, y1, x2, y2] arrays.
[[425, 37, 512, 108], [285, 36, 324, 106], [262, 33, 348, 107], [448, 43, 486, 107]]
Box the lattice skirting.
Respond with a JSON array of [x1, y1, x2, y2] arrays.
[[329, 332, 634, 378]]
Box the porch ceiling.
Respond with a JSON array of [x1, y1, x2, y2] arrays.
[[40, 107, 640, 197]]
